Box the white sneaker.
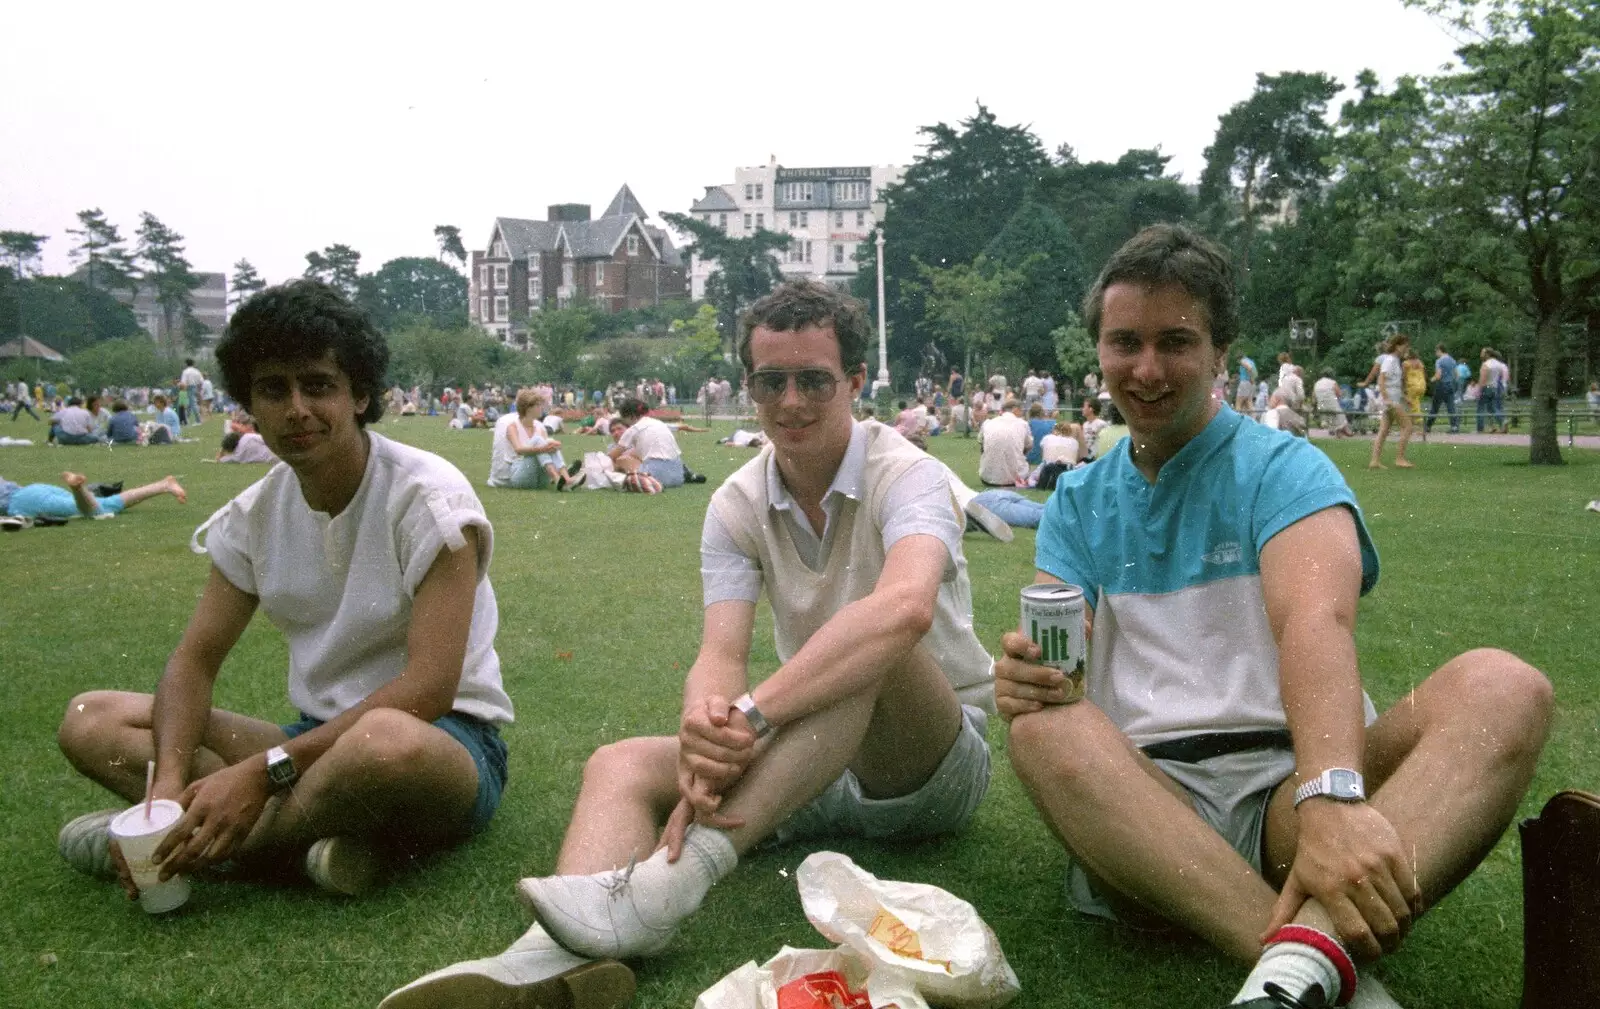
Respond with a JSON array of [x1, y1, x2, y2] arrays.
[[517, 828, 735, 959], [964, 500, 1014, 542], [1586, 500, 1600, 513], [379, 923, 634, 1009], [303, 836, 380, 896]]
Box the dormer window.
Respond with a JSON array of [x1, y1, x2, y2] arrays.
[[627, 234, 640, 256]]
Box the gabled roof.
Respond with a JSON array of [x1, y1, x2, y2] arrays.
[[601, 184, 649, 221], [690, 186, 738, 212], [492, 217, 561, 260], [644, 225, 681, 268]]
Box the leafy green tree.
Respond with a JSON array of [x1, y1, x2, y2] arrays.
[[1199, 72, 1343, 271], [67, 209, 138, 296], [858, 105, 1051, 361], [981, 200, 1088, 368], [1052, 313, 1098, 392], [356, 256, 467, 331], [13, 277, 141, 354], [386, 321, 497, 391], [529, 302, 600, 382], [229, 259, 267, 310], [304, 244, 362, 298], [1397, 0, 1600, 463], [662, 212, 788, 353], [434, 225, 467, 268], [70, 336, 172, 390], [135, 212, 200, 352], [909, 255, 1024, 384], [1034, 147, 1198, 279], [0, 266, 19, 340], [0, 231, 48, 278]]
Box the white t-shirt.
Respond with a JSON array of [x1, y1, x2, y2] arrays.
[[1039, 433, 1082, 466], [198, 432, 512, 725], [977, 412, 1032, 486], [1278, 371, 1305, 411], [488, 413, 521, 486], [181, 365, 203, 389], [1022, 375, 1043, 399], [1313, 377, 1343, 410], [541, 414, 563, 434], [1376, 354, 1403, 405], [619, 415, 681, 462]]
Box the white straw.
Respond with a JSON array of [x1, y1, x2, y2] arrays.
[[143, 760, 155, 821]]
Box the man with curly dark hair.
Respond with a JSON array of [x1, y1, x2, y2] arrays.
[[56, 280, 514, 901]]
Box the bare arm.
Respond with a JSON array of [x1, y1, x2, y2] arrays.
[[746, 534, 946, 727], [1259, 506, 1419, 958]]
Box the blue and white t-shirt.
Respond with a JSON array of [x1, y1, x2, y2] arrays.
[[1035, 407, 1379, 748]]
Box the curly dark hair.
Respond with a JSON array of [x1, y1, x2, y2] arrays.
[[738, 280, 870, 375], [1082, 224, 1238, 350], [617, 397, 649, 421], [216, 280, 389, 425]]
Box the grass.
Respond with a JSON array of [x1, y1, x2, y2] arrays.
[[1, 412, 1596, 1008]]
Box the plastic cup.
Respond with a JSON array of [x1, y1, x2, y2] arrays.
[[109, 799, 191, 913]]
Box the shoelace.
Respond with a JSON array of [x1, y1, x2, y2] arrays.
[[602, 855, 639, 898]]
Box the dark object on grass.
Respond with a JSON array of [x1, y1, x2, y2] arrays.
[[33, 515, 68, 527], [88, 482, 123, 498], [1521, 789, 1600, 1008]]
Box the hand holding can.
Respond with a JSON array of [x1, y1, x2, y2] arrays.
[[1020, 584, 1087, 703]]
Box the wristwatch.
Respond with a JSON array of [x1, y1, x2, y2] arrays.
[[731, 693, 773, 739], [265, 745, 299, 789], [1293, 768, 1365, 807]]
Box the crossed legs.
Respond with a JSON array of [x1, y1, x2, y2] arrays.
[[1007, 648, 1550, 966], [57, 690, 481, 857]]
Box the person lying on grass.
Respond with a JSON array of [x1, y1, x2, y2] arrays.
[[997, 224, 1552, 1009], [56, 279, 514, 899], [1, 470, 185, 528], [381, 279, 997, 1009]]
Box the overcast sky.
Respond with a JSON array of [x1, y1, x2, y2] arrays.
[[3, 0, 1464, 286]]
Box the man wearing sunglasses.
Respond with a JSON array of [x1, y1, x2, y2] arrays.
[[382, 280, 995, 1009]]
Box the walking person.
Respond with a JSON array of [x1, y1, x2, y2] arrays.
[[1361, 333, 1414, 469], [1476, 347, 1509, 434], [1425, 344, 1459, 434]]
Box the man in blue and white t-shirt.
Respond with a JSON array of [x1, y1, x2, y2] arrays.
[[996, 225, 1552, 1009]]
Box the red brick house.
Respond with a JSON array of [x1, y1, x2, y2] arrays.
[[469, 185, 687, 344]]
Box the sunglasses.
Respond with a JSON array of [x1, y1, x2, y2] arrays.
[[747, 368, 843, 404]]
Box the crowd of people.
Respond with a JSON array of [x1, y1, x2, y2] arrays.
[[33, 235, 1558, 1009]]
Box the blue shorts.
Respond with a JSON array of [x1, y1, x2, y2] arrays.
[[281, 710, 508, 837], [641, 457, 685, 487], [6, 484, 124, 518]]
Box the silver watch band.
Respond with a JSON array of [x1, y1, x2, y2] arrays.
[[1293, 768, 1365, 807], [731, 693, 772, 739]]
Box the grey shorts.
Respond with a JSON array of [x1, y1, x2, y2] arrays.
[[1066, 744, 1294, 921], [768, 705, 991, 846]]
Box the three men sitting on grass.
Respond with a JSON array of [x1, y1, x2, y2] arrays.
[[57, 279, 514, 897]]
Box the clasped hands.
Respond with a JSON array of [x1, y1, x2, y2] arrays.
[[661, 695, 757, 860]]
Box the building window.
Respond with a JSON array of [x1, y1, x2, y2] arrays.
[[787, 239, 812, 264], [756, 213, 764, 229], [745, 183, 754, 200], [857, 211, 866, 227], [494, 265, 507, 289], [594, 262, 606, 285], [800, 211, 808, 227], [756, 183, 764, 200], [479, 296, 490, 320], [495, 296, 508, 318], [492, 238, 508, 257], [702, 213, 710, 223], [789, 211, 798, 227], [528, 275, 541, 302], [833, 244, 845, 264], [783, 182, 813, 202], [719, 213, 728, 230], [744, 213, 752, 229], [835, 211, 844, 228], [478, 266, 488, 291], [627, 234, 640, 256], [832, 181, 867, 202]]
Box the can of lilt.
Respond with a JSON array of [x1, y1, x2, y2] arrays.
[[1020, 583, 1087, 702]]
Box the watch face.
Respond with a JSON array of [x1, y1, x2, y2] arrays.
[[1329, 769, 1363, 799]]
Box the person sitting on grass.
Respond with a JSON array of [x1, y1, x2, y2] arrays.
[[382, 279, 995, 1009], [214, 429, 278, 464], [996, 224, 1551, 1009], [1, 470, 185, 529], [148, 394, 181, 444], [55, 279, 514, 901], [608, 397, 699, 486], [47, 396, 102, 445], [106, 400, 141, 445], [488, 389, 571, 491]]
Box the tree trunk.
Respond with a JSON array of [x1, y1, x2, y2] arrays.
[[1529, 313, 1563, 465]]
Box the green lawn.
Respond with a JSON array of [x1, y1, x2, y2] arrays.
[[1, 413, 1595, 1008]]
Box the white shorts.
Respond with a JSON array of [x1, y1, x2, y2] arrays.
[[768, 705, 991, 845], [1067, 744, 1294, 922]]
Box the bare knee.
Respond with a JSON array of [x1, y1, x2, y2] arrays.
[[1006, 705, 1096, 791], [327, 708, 442, 787], [1438, 648, 1554, 756], [582, 737, 672, 799], [58, 690, 148, 769]]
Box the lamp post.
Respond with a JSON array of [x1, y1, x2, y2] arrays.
[[874, 227, 889, 392]]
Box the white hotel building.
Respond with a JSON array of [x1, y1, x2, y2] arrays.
[[687, 158, 904, 300]]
